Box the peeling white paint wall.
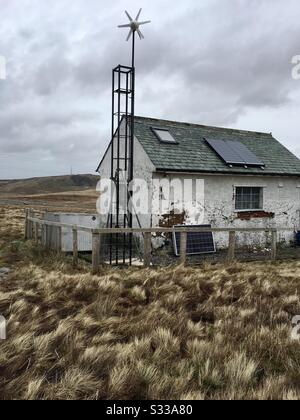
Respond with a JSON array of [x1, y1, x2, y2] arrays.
[[151, 173, 300, 248], [98, 129, 300, 249], [97, 119, 155, 228]]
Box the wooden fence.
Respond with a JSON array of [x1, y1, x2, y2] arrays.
[[24, 209, 287, 274]]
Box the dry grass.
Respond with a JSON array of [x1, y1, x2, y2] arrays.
[[0, 206, 300, 400], [22, 189, 99, 202]]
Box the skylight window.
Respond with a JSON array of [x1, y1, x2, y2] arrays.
[[152, 128, 177, 144]]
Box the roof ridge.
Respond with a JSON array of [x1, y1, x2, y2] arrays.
[[134, 115, 272, 137]]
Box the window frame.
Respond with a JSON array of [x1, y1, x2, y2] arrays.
[[234, 186, 264, 212], [151, 127, 178, 144]]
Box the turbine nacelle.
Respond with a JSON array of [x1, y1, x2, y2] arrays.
[[118, 9, 151, 41], [130, 21, 140, 32]]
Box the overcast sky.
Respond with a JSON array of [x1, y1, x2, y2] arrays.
[[0, 0, 300, 179]]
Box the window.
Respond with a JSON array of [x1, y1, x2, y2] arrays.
[[152, 128, 177, 144], [235, 187, 263, 211]]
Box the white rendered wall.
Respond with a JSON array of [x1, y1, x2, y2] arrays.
[[151, 173, 300, 248], [98, 125, 300, 248], [97, 119, 155, 228]]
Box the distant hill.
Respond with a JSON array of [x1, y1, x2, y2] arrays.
[[0, 174, 100, 196]]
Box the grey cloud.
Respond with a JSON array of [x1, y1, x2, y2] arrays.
[[33, 55, 73, 96], [0, 0, 300, 179]]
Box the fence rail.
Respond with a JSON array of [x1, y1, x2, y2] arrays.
[[25, 209, 294, 273]]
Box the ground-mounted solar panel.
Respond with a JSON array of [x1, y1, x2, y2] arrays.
[[206, 138, 264, 167], [173, 225, 216, 256]]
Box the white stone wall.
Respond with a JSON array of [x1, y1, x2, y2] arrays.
[[98, 128, 300, 249], [151, 173, 300, 248], [97, 120, 155, 228]]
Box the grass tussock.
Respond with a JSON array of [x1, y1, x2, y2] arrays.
[[0, 206, 300, 400]]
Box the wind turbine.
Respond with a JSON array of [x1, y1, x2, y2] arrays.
[[118, 8, 151, 41], [118, 9, 151, 68], [111, 9, 151, 250]]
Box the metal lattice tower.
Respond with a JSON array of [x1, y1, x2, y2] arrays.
[[108, 9, 151, 265]]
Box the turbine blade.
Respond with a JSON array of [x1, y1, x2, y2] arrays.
[[118, 23, 132, 28], [125, 10, 133, 22], [126, 29, 133, 41], [137, 28, 144, 39], [139, 21, 151, 25], [136, 8, 142, 21]]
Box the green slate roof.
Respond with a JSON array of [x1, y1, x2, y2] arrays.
[[134, 116, 300, 176]]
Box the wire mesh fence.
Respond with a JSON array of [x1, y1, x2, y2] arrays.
[[99, 232, 144, 266], [26, 211, 300, 272], [82, 231, 300, 268]]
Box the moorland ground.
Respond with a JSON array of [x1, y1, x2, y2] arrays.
[[0, 198, 300, 400]]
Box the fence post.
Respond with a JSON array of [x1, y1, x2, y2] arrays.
[[34, 222, 39, 242], [228, 231, 236, 262], [30, 209, 35, 239], [271, 229, 277, 261], [27, 209, 34, 240], [45, 225, 51, 250], [41, 224, 46, 248], [25, 209, 29, 240], [44, 225, 47, 248], [144, 232, 152, 268], [180, 232, 187, 266], [57, 226, 62, 253], [92, 231, 101, 274], [73, 228, 78, 267]]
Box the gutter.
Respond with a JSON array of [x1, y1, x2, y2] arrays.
[[154, 168, 300, 178]]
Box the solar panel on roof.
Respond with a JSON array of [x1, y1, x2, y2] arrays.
[[227, 141, 264, 166], [206, 139, 245, 165], [173, 225, 216, 256], [206, 138, 264, 167]]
